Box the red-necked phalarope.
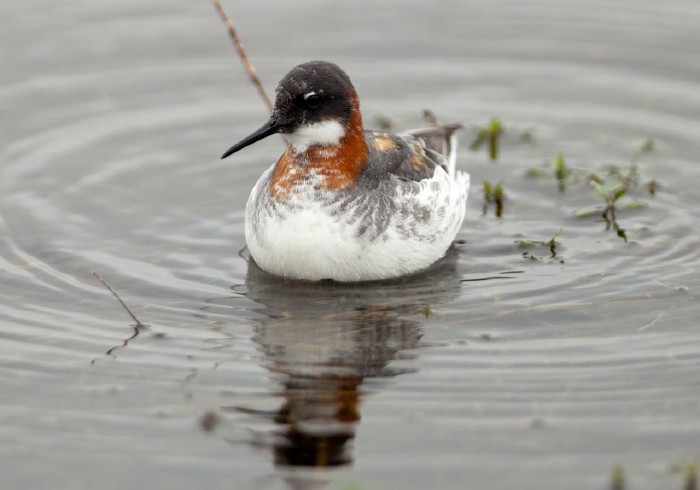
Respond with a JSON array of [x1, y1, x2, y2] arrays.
[[221, 60, 469, 282]]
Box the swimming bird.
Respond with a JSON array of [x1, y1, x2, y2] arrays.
[[221, 60, 469, 282]]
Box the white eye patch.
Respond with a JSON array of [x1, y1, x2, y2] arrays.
[[303, 92, 317, 100]]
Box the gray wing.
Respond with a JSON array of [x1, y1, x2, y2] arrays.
[[360, 130, 440, 184]]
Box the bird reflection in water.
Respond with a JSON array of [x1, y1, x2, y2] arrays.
[[227, 245, 463, 468]]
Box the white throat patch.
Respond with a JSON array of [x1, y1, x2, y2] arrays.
[[285, 120, 345, 152]]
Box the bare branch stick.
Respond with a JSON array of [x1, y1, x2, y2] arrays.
[[211, 0, 273, 113], [92, 271, 146, 328]]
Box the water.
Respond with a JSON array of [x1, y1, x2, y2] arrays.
[[2, 1, 700, 489]]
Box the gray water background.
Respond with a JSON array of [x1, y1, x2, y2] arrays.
[[2, 1, 700, 489]]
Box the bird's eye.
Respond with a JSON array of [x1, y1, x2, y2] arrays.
[[304, 94, 322, 108]]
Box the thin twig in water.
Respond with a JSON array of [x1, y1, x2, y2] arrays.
[[211, 0, 273, 113], [92, 271, 145, 328]]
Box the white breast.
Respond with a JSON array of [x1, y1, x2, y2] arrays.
[[245, 164, 469, 282]]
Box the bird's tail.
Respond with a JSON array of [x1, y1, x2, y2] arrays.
[[401, 110, 463, 177]]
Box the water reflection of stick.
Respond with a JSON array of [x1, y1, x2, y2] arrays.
[[211, 0, 273, 113], [92, 271, 146, 328]]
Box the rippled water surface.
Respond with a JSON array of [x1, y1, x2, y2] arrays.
[[2, 1, 700, 489]]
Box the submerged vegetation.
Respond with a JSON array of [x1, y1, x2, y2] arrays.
[[481, 179, 505, 217], [611, 465, 626, 490], [550, 152, 570, 192], [575, 139, 655, 242], [471, 117, 504, 160], [591, 181, 632, 242], [670, 461, 699, 490], [339, 464, 696, 490], [610, 461, 699, 490], [517, 137, 659, 242], [517, 227, 564, 260], [469, 117, 534, 161]]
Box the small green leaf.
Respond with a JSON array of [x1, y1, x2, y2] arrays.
[[613, 187, 627, 201], [574, 206, 603, 217], [551, 152, 566, 172], [588, 173, 605, 184], [526, 168, 546, 177], [618, 201, 649, 210], [593, 182, 607, 197], [517, 240, 540, 248]]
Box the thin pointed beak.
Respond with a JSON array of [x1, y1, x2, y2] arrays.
[[221, 116, 284, 159]]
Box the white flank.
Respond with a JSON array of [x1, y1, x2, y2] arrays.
[[285, 119, 345, 152], [245, 162, 470, 282]]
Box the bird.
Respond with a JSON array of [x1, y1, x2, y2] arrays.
[[221, 60, 469, 282]]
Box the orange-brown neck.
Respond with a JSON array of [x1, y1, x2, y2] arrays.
[[270, 92, 368, 200]]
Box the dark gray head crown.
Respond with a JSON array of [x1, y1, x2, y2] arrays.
[[277, 61, 354, 98], [273, 60, 358, 131]]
